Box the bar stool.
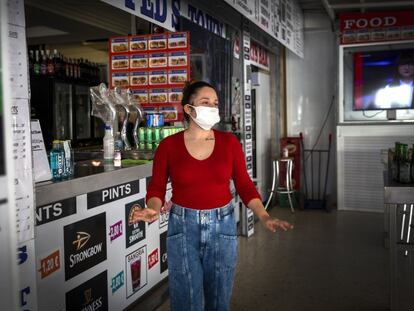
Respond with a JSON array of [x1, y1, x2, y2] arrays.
[[265, 157, 295, 213]]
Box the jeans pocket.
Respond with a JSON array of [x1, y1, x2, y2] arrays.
[[218, 234, 237, 272], [166, 233, 186, 272]]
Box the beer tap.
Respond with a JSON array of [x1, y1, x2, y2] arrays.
[[90, 83, 116, 127], [113, 87, 132, 150], [127, 89, 144, 149]]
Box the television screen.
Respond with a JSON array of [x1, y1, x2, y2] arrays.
[[353, 48, 414, 110]]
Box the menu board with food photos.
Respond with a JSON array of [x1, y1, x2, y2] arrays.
[[109, 32, 190, 122]]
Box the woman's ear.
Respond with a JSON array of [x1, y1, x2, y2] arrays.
[[183, 104, 192, 115]]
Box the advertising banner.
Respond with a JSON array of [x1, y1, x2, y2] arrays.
[[339, 11, 414, 45], [101, 0, 303, 57], [35, 177, 170, 310], [224, 0, 304, 57]]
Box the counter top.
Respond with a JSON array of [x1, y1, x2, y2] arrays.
[[384, 172, 414, 204], [35, 162, 152, 206]]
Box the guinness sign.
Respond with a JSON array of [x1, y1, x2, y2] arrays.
[[65, 270, 108, 311]]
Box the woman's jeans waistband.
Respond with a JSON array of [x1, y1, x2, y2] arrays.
[[170, 202, 234, 220]]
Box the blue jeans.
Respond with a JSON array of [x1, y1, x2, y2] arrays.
[[167, 202, 237, 311]]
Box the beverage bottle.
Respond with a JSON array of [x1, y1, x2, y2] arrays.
[[391, 142, 400, 181], [33, 50, 41, 75], [114, 131, 123, 151], [399, 144, 410, 183], [40, 50, 47, 75], [46, 49, 54, 75], [53, 49, 61, 77], [64, 57, 70, 77], [103, 125, 114, 161], [28, 50, 34, 75], [63, 140, 74, 178], [50, 140, 65, 181]]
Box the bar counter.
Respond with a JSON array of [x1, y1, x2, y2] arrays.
[[384, 173, 414, 311], [34, 160, 171, 311]]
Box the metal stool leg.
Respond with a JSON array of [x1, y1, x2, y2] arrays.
[[286, 159, 295, 213]]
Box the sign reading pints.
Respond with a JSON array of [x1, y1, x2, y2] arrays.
[[87, 180, 140, 209], [64, 213, 107, 280]]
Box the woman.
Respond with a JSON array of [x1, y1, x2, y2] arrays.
[[374, 53, 414, 109], [134, 81, 293, 311]]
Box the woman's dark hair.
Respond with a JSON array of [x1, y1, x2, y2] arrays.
[[181, 80, 215, 122]]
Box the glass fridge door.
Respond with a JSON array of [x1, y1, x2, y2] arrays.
[[74, 85, 91, 140], [53, 82, 73, 140]]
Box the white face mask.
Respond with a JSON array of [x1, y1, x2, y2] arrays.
[[189, 105, 220, 130]]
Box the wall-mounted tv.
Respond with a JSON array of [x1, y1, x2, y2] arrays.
[[353, 48, 414, 110]]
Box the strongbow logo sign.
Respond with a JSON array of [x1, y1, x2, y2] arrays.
[[66, 271, 108, 311], [73, 232, 91, 250], [64, 213, 107, 280], [160, 231, 168, 273]]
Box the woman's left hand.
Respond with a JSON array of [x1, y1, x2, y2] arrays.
[[261, 216, 293, 233]]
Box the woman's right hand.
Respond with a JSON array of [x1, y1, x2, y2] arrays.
[[132, 207, 159, 223]]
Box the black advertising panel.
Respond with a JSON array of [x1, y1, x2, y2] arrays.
[[160, 231, 168, 273], [64, 213, 107, 281], [65, 270, 108, 311], [125, 199, 146, 248], [87, 180, 140, 209], [35, 197, 77, 226]]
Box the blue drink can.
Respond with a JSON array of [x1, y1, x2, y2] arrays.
[[146, 114, 154, 127]]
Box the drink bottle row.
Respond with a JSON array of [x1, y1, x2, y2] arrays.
[[391, 142, 414, 184], [28, 48, 101, 82]]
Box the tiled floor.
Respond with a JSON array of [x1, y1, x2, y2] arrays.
[[129, 206, 389, 311]]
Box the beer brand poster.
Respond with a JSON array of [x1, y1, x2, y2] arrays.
[[125, 199, 146, 248], [63, 213, 107, 280], [125, 245, 148, 298], [65, 270, 108, 311]]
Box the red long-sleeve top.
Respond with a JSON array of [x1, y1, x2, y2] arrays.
[[146, 129, 261, 210]]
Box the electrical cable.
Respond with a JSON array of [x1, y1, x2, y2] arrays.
[[362, 109, 384, 118]]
